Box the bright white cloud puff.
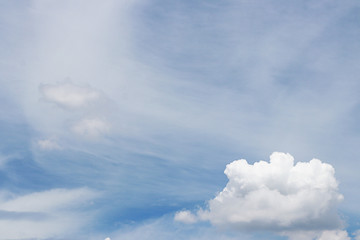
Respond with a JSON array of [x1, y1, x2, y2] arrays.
[[176, 152, 344, 235], [40, 82, 100, 108]]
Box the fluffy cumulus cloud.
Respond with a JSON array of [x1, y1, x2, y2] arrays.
[[176, 152, 345, 239], [0, 187, 98, 239], [40, 82, 100, 109]]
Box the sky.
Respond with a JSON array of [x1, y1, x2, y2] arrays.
[[0, 0, 360, 239]]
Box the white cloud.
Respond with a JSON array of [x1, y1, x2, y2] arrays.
[[176, 152, 344, 235], [72, 118, 110, 138], [284, 231, 319, 240], [0, 188, 97, 212], [174, 210, 197, 224], [0, 187, 99, 239], [37, 81, 114, 141], [40, 82, 100, 109], [354, 230, 360, 240], [285, 229, 351, 240], [317, 230, 350, 240], [3, 0, 359, 238], [37, 138, 61, 150], [104, 216, 248, 240]]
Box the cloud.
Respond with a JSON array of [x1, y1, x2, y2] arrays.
[[317, 230, 350, 240], [355, 230, 360, 240], [176, 152, 344, 236], [2, 0, 360, 239], [0, 153, 15, 168], [40, 82, 100, 109], [37, 81, 114, 141], [37, 138, 61, 150], [174, 210, 197, 224], [0, 187, 98, 239], [0, 188, 97, 212], [72, 118, 110, 138], [285, 230, 351, 240], [104, 216, 249, 240]]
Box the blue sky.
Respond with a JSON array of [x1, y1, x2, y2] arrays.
[[1, 0, 360, 239]]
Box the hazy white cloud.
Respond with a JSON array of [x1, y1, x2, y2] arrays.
[[354, 230, 360, 240], [176, 152, 344, 235], [0, 153, 15, 168], [0, 187, 98, 239], [104, 216, 247, 240], [72, 118, 110, 138], [0, 188, 97, 212], [37, 138, 61, 150], [38, 82, 112, 139], [40, 82, 100, 109], [285, 229, 351, 240]]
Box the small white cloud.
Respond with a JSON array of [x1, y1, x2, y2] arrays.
[[40, 82, 100, 108], [178, 152, 344, 235], [37, 139, 61, 150], [104, 238, 111, 240], [72, 118, 110, 138], [174, 210, 198, 224]]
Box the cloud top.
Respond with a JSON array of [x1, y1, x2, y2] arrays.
[[176, 152, 344, 233]]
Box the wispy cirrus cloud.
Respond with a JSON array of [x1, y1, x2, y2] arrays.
[[0, 153, 16, 168], [0, 187, 99, 239]]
